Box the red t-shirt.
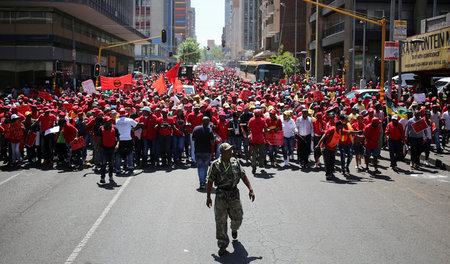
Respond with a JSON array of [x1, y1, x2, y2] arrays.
[[216, 119, 229, 141], [266, 118, 282, 132], [385, 122, 405, 142], [157, 116, 173, 136], [187, 112, 204, 134], [363, 125, 381, 149], [38, 114, 57, 133], [248, 117, 267, 144], [172, 116, 186, 137]]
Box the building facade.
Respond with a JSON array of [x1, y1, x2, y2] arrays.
[[0, 0, 144, 90], [134, 0, 176, 75], [305, 0, 450, 87]]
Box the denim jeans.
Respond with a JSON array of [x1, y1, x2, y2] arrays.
[[433, 129, 441, 150], [172, 135, 185, 163], [196, 152, 211, 185], [229, 136, 242, 154], [267, 145, 278, 162], [282, 136, 295, 160], [338, 143, 353, 170], [190, 134, 196, 162], [101, 147, 115, 178], [388, 138, 403, 167]]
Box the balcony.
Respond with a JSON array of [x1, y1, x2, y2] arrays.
[[267, 4, 274, 16], [323, 21, 344, 37], [266, 22, 279, 37]]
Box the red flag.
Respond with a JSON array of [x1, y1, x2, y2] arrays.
[[173, 78, 184, 94], [39, 91, 53, 101], [166, 60, 181, 84], [153, 74, 166, 96], [100, 73, 132, 91]]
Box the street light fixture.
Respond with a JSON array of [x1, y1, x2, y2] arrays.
[[397, 38, 425, 102]]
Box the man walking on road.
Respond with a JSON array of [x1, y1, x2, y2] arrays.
[[206, 142, 255, 256], [192, 117, 214, 189]]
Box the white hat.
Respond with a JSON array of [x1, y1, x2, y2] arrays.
[[11, 114, 19, 119], [392, 115, 399, 120]]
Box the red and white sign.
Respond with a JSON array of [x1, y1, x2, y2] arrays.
[[384, 41, 399, 61]]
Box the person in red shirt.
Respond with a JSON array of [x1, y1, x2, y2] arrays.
[[266, 109, 282, 166], [8, 114, 25, 166], [136, 106, 158, 166], [36, 110, 57, 166], [385, 115, 405, 169], [248, 109, 267, 174], [55, 118, 78, 167], [338, 114, 355, 176], [187, 105, 204, 163], [155, 109, 173, 166], [352, 115, 366, 170], [215, 111, 229, 158], [315, 121, 360, 180], [313, 112, 326, 167], [172, 108, 187, 164], [362, 117, 382, 173]]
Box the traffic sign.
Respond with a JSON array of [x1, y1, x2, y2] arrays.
[[393, 20, 407, 41]]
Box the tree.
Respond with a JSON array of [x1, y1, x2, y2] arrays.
[[177, 38, 202, 65], [268, 45, 299, 76], [204, 45, 225, 63]]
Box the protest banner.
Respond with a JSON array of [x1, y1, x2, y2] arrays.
[[265, 131, 284, 146], [70, 137, 86, 151], [412, 119, 428, 134], [81, 79, 96, 94]]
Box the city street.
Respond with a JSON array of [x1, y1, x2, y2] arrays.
[[0, 156, 449, 264]]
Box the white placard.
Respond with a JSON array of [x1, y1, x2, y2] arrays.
[[44, 126, 60, 136], [82, 79, 96, 94], [413, 93, 426, 103], [384, 41, 399, 60], [199, 74, 208, 81], [393, 20, 407, 41]]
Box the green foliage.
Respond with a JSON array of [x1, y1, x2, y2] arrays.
[[204, 45, 225, 63], [177, 38, 202, 65], [268, 45, 299, 76]]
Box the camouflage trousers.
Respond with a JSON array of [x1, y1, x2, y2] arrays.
[[214, 189, 243, 249]]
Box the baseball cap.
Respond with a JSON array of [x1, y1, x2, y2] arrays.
[[391, 115, 399, 120], [219, 142, 233, 153]]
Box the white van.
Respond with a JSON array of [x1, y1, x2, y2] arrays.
[[435, 77, 450, 93], [392, 73, 418, 90]]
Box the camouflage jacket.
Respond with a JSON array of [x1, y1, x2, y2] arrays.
[[207, 157, 245, 190]]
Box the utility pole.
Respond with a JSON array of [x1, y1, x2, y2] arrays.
[[294, 0, 298, 77]]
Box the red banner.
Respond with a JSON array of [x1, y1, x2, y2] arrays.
[[39, 91, 53, 101], [412, 119, 428, 134], [100, 73, 132, 91], [166, 60, 182, 84], [70, 137, 86, 151], [123, 83, 134, 93], [25, 132, 37, 147], [153, 74, 167, 96], [313, 91, 325, 102], [265, 131, 284, 146]]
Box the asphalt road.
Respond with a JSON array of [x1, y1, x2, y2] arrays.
[[0, 155, 449, 264]]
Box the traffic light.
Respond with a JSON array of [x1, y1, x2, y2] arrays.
[[222, 41, 225, 48], [374, 57, 381, 77], [206, 46, 210, 51], [305, 57, 311, 72], [161, 29, 167, 43], [55, 60, 61, 72], [94, 63, 100, 77]]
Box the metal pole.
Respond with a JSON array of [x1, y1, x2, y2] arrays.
[[387, 0, 395, 87], [432, 0, 437, 17], [352, 0, 355, 86], [398, 40, 402, 102], [362, 21, 366, 80], [72, 18, 76, 91], [294, 0, 298, 77]]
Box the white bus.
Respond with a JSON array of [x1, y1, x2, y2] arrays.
[[237, 61, 284, 83]]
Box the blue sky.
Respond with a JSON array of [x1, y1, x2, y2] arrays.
[[191, 0, 225, 47]]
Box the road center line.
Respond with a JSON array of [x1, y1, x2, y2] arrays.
[[0, 173, 21, 187], [64, 177, 133, 264]]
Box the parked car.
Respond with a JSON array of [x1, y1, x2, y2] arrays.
[[392, 73, 418, 90], [168, 85, 196, 95], [435, 77, 450, 94], [345, 89, 380, 100]]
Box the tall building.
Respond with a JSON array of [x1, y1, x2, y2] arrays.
[[187, 6, 196, 39], [173, 0, 193, 47], [134, 0, 176, 74], [305, 0, 450, 87], [223, 0, 234, 58], [207, 39, 216, 48], [0, 0, 144, 89], [229, 0, 261, 60], [259, 0, 307, 61]]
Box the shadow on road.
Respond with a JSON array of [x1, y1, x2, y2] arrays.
[[211, 240, 262, 263], [254, 170, 274, 179], [96, 180, 122, 190]]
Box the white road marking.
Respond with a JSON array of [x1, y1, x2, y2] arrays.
[[408, 174, 448, 182], [64, 177, 132, 264], [0, 173, 21, 187]]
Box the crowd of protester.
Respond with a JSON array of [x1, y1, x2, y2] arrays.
[[0, 64, 449, 185]]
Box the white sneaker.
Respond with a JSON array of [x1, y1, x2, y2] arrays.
[[424, 160, 430, 166]]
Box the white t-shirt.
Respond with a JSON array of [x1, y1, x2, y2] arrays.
[[442, 111, 450, 129], [282, 118, 296, 138], [116, 117, 138, 141]]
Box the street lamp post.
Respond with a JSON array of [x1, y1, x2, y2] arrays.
[[294, 0, 298, 77], [360, 20, 366, 89]]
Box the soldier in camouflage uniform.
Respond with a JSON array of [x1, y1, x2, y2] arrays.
[[206, 142, 255, 256]]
